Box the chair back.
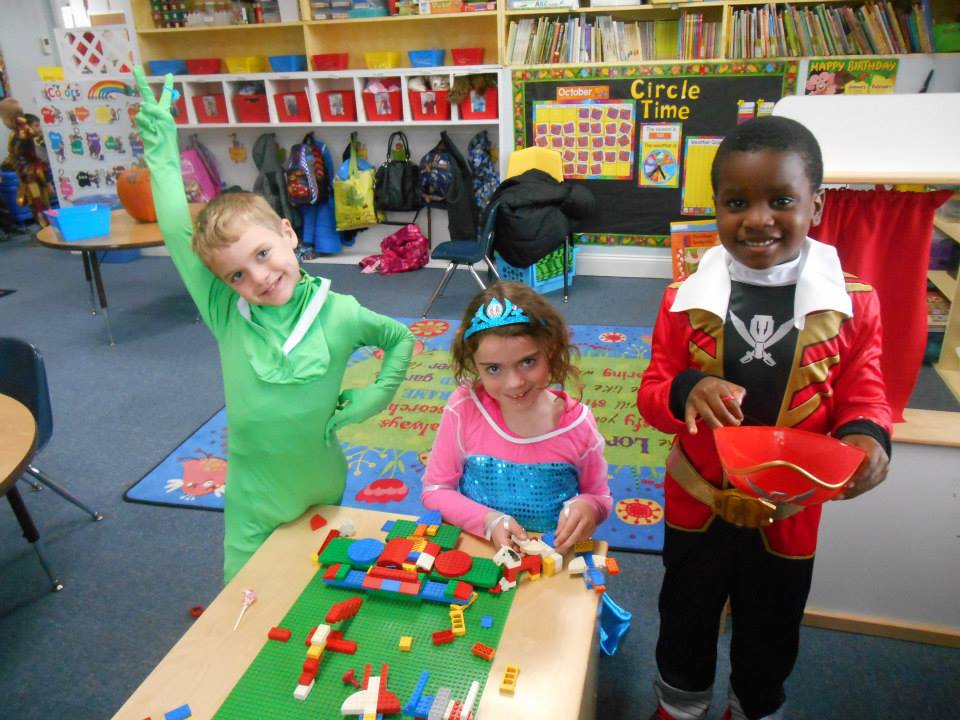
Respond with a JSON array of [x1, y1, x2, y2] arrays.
[[477, 199, 502, 257], [0, 338, 53, 451], [506, 147, 563, 182]]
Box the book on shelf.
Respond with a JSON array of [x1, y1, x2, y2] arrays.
[[670, 220, 719, 282]]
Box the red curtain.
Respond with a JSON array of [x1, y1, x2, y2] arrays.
[[810, 188, 953, 422]]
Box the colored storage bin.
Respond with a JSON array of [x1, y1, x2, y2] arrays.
[[269, 54, 308, 72], [186, 57, 221, 74], [495, 246, 578, 295], [234, 94, 270, 123], [317, 90, 357, 122], [172, 94, 188, 125], [452, 47, 484, 65], [312, 53, 349, 70], [192, 93, 228, 123], [458, 86, 498, 119], [364, 51, 402, 69], [408, 49, 445, 67], [99, 249, 141, 263], [409, 89, 450, 120], [274, 91, 311, 122], [147, 59, 187, 75], [45, 204, 112, 242], [224, 55, 268, 73], [362, 87, 402, 121]]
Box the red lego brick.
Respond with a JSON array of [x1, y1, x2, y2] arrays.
[[448, 700, 464, 720], [422, 541, 441, 557], [310, 513, 327, 531], [325, 596, 363, 624], [472, 642, 496, 662], [298, 671, 315, 686], [323, 563, 343, 581], [435, 549, 473, 578], [267, 627, 292, 642], [520, 555, 542, 576], [326, 629, 357, 655], [342, 668, 361, 688], [432, 629, 455, 645], [305, 626, 318, 647], [377, 663, 402, 714], [378, 538, 414, 568], [452, 581, 474, 600], [503, 566, 520, 583], [398, 580, 422, 595], [317, 528, 341, 556], [303, 657, 321, 674], [367, 565, 420, 583], [607, 557, 620, 575]]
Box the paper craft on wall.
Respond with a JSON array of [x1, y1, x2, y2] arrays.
[[680, 136, 721, 217], [532, 100, 635, 180], [670, 219, 719, 281], [639, 123, 681, 189]]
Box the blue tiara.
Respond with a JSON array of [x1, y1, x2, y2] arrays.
[[463, 297, 531, 339]]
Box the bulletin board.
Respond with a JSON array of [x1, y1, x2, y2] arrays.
[[513, 62, 799, 246]]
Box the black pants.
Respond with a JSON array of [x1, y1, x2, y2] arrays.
[[656, 520, 815, 719]]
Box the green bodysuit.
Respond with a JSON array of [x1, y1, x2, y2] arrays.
[[135, 71, 414, 582]]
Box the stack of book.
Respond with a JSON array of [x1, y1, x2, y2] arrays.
[[506, 12, 717, 64], [727, 1, 937, 59]]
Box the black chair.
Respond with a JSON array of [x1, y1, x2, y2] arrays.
[[0, 337, 104, 591], [421, 201, 501, 318]]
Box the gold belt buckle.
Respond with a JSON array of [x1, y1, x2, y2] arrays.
[[713, 489, 777, 528]]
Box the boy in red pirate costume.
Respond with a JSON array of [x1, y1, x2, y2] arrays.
[[638, 116, 891, 720]]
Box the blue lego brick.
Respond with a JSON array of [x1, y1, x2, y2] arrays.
[[419, 580, 450, 604], [541, 530, 557, 548], [415, 694, 435, 717], [165, 704, 192, 720], [381, 519, 395, 533], [380, 578, 401, 593], [404, 671, 431, 716], [480, 615, 494, 629], [325, 569, 367, 591], [348, 537, 385, 565], [418, 510, 443, 526]]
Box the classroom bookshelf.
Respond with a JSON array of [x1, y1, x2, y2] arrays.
[[932, 205, 960, 403]]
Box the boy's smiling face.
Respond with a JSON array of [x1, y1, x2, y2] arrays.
[[714, 149, 824, 270], [206, 220, 301, 306]]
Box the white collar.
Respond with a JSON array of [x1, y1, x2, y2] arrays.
[[236, 276, 331, 355], [670, 238, 852, 330], [468, 386, 589, 444]]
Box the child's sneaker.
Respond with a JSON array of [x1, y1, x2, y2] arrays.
[[649, 707, 678, 720]]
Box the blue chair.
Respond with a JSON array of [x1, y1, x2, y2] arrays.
[[0, 337, 104, 591], [421, 201, 501, 318]]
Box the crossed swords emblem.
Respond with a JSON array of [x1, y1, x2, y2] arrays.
[[729, 312, 794, 367]]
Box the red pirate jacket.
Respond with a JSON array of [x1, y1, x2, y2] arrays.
[[638, 240, 892, 558]]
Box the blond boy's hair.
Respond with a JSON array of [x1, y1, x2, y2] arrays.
[[192, 192, 285, 265]]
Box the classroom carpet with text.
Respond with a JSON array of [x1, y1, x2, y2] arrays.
[[125, 319, 668, 552]]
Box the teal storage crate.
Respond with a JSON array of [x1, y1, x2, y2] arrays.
[[45, 204, 111, 241], [495, 245, 578, 294]]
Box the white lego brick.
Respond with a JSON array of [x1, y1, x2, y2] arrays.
[[310, 623, 331, 647], [293, 680, 314, 701]]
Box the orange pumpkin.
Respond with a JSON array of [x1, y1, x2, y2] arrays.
[[117, 166, 157, 222]]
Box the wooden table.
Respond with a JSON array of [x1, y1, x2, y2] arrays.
[[36, 205, 203, 345], [114, 506, 605, 720]]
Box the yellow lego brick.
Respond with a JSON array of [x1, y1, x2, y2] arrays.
[[500, 664, 520, 695], [449, 608, 466, 636], [399, 636, 413, 652], [307, 645, 323, 660], [529, 573, 541, 581], [411, 538, 427, 552], [401, 562, 417, 573], [426, 524, 438, 536], [543, 554, 557, 577], [573, 539, 595, 553]]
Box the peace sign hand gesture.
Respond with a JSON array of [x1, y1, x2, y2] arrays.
[[132, 67, 178, 157]]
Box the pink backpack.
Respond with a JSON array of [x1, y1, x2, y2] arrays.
[[180, 135, 222, 203], [359, 224, 430, 275]]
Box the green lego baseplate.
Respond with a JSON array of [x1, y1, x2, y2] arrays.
[[214, 550, 515, 718]]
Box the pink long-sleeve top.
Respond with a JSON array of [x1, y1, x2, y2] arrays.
[[421, 384, 612, 538]]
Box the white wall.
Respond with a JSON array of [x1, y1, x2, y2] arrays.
[[0, 0, 60, 114]]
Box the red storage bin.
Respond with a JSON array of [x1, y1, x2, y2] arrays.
[[172, 94, 188, 125], [191, 93, 228, 123], [312, 53, 349, 70], [186, 57, 222, 74], [409, 89, 450, 121], [317, 90, 357, 122], [234, 93, 269, 123], [274, 91, 311, 122], [458, 87, 498, 119], [452, 47, 484, 65], [361, 88, 402, 121]]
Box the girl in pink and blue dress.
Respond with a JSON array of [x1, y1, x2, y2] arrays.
[[421, 281, 612, 553]]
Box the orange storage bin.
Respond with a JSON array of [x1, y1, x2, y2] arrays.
[[317, 90, 357, 122], [362, 87, 402, 121], [458, 86, 498, 119], [274, 91, 311, 122], [172, 94, 188, 125], [192, 93, 228, 123], [312, 53, 349, 70], [409, 89, 450, 121], [234, 94, 269, 123]]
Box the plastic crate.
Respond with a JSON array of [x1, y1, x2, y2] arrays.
[[409, 89, 450, 120], [192, 93, 228, 123], [312, 53, 349, 70], [224, 55, 268, 73], [274, 91, 311, 122], [364, 51, 401, 69], [451, 47, 484, 65], [234, 94, 269, 123], [269, 54, 307, 72], [186, 58, 221, 74], [458, 86, 498, 119], [494, 245, 578, 294], [172, 94, 188, 125], [408, 49, 445, 67], [317, 90, 357, 121], [147, 59, 186, 75], [99, 249, 141, 263], [45, 204, 112, 242], [362, 88, 402, 121]]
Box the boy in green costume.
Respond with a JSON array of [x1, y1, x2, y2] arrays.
[[134, 70, 415, 582]]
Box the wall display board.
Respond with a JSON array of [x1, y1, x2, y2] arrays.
[[33, 78, 141, 207], [513, 62, 799, 247]]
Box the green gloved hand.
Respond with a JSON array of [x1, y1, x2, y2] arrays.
[[324, 385, 394, 445], [132, 67, 179, 161]]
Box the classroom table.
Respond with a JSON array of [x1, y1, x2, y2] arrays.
[[113, 505, 606, 720], [35, 205, 203, 346]]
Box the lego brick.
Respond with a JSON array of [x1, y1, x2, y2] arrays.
[[404, 671, 431, 716], [432, 629, 455, 645], [347, 538, 386, 566], [428, 688, 452, 720], [431, 524, 462, 550], [306, 645, 323, 660], [267, 627, 292, 642], [399, 636, 413, 652], [453, 581, 474, 601], [449, 608, 466, 636], [164, 705, 192, 720], [607, 557, 621, 575], [368, 565, 419, 583], [293, 681, 313, 701], [480, 615, 494, 629], [309, 513, 327, 531], [435, 549, 473, 578], [418, 510, 443, 526], [379, 537, 415, 567], [460, 557, 502, 589], [342, 668, 361, 688], [500, 664, 520, 695], [574, 539, 595, 553], [420, 580, 451, 604], [317, 536, 354, 567], [384, 519, 418, 540], [317, 528, 341, 558], [471, 642, 495, 661], [325, 596, 362, 624]]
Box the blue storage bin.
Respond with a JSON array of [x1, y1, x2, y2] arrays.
[[148, 59, 187, 76], [268, 54, 307, 72], [408, 49, 445, 67], [45, 204, 112, 242], [99, 249, 141, 263], [495, 246, 578, 294]]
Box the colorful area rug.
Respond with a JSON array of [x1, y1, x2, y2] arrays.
[[125, 319, 669, 551]]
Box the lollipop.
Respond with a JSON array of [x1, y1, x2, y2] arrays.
[[232, 588, 257, 631]]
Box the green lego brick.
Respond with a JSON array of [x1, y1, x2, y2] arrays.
[[385, 519, 418, 540], [317, 537, 356, 568], [213, 570, 514, 719], [431, 524, 461, 550], [461, 557, 502, 589]]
